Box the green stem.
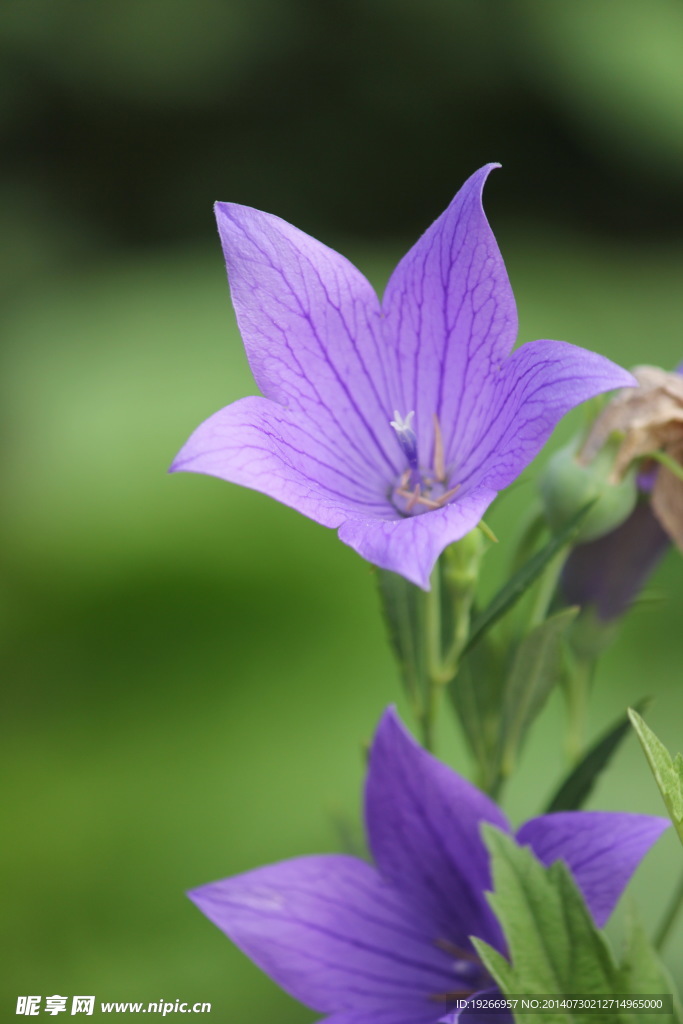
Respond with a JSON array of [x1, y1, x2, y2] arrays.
[[646, 449, 683, 484], [439, 584, 474, 685], [426, 561, 443, 682], [420, 561, 444, 752], [528, 549, 567, 629], [419, 534, 485, 752], [654, 868, 683, 952], [420, 556, 475, 752]]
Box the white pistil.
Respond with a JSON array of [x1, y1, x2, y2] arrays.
[[390, 409, 419, 470], [390, 409, 415, 434]]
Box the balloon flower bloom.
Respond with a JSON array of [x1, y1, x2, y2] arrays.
[[189, 709, 668, 1024], [172, 165, 634, 587]]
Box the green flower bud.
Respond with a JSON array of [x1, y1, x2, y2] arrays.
[[540, 440, 638, 543], [443, 528, 484, 589]]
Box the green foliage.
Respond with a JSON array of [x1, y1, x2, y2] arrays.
[[546, 699, 651, 813], [495, 608, 578, 784], [463, 502, 594, 657], [475, 828, 626, 1023], [452, 606, 577, 796], [447, 633, 502, 782], [445, 505, 594, 790], [475, 829, 679, 1024], [629, 710, 683, 848]]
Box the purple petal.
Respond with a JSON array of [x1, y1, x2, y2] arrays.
[[562, 501, 670, 621], [171, 396, 394, 526], [365, 708, 510, 951], [189, 853, 454, 1020], [456, 340, 637, 493], [214, 202, 402, 480], [381, 164, 517, 469], [338, 484, 498, 589], [517, 811, 670, 928]]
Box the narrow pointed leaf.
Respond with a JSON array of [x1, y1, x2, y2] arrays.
[[376, 568, 428, 710], [629, 709, 683, 848], [546, 698, 651, 813], [448, 633, 505, 790], [497, 608, 578, 781], [463, 501, 595, 656]]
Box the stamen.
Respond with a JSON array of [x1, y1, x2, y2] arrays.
[[429, 989, 475, 1004], [433, 414, 446, 483], [434, 940, 479, 961], [415, 494, 441, 510], [390, 410, 418, 470], [406, 484, 421, 512], [438, 484, 461, 505], [390, 414, 460, 517]]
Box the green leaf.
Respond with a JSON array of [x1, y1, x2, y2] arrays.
[[448, 632, 505, 790], [479, 826, 631, 1023], [496, 608, 578, 783], [376, 569, 428, 712], [628, 709, 683, 848], [617, 907, 683, 1024], [545, 698, 651, 813], [463, 500, 595, 657]]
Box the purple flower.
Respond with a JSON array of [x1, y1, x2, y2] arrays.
[[171, 165, 634, 588], [188, 709, 668, 1024]]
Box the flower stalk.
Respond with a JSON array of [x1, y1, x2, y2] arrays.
[[418, 534, 484, 751]]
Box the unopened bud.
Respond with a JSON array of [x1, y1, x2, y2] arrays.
[[443, 528, 484, 589], [540, 440, 637, 543]]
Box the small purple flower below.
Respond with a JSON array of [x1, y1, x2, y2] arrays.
[[171, 165, 635, 588], [188, 709, 668, 1024]]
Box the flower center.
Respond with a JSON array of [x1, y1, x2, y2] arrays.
[[389, 412, 460, 516]]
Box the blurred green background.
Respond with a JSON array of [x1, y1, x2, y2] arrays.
[[2, 0, 683, 1018]]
